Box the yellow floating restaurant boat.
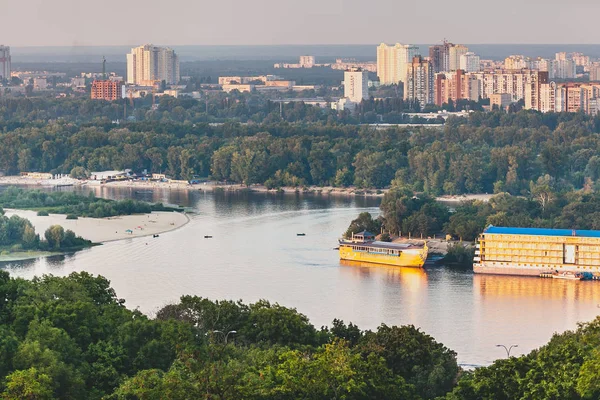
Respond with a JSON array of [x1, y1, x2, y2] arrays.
[[339, 231, 428, 268]]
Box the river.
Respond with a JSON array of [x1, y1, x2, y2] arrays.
[[2, 186, 600, 367]]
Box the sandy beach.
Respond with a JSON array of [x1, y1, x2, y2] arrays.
[[4, 209, 190, 243]]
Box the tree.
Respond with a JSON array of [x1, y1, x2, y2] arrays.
[[44, 225, 65, 250], [3, 368, 55, 400], [529, 174, 555, 213], [70, 166, 89, 180], [344, 212, 381, 238]]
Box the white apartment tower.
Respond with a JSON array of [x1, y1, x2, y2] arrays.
[[460, 52, 481, 73], [344, 68, 369, 103], [0, 46, 11, 80], [377, 43, 419, 85], [127, 45, 180, 85], [299, 56, 315, 67]]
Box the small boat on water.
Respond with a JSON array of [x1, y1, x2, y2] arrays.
[[153, 234, 159, 238], [204, 235, 213, 239], [552, 271, 583, 280], [297, 233, 306, 236]]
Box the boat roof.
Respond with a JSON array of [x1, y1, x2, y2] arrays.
[[354, 231, 375, 237], [484, 226, 600, 238], [340, 240, 424, 250]]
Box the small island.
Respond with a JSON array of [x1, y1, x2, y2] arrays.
[[0, 187, 189, 261], [0, 207, 92, 261]]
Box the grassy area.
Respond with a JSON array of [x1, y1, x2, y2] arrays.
[[0, 187, 182, 218]]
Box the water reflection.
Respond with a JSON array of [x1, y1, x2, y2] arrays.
[[340, 260, 428, 290]]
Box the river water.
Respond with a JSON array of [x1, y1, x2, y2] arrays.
[[3, 187, 600, 367]]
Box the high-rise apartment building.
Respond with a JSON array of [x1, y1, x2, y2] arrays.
[[299, 56, 315, 68], [91, 80, 124, 101], [590, 64, 600, 82], [504, 55, 531, 70], [404, 56, 434, 106], [0, 46, 10, 80], [448, 45, 468, 71], [127, 45, 180, 85], [550, 59, 576, 79], [344, 68, 369, 103], [429, 41, 463, 73], [377, 43, 419, 85], [434, 70, 480, 106], [460, 52, 481, 73]]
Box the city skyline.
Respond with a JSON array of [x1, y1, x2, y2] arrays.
[[2, 0, 600, 47]]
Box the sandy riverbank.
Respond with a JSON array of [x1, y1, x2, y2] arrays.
[[0, 175, 496, 201], [4, 209, 190, 244]]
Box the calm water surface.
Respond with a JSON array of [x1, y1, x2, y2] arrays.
[[3, 187, 600, 366]]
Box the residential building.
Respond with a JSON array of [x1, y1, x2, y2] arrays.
[[299, 56, 315, 67], [404, 56, 434, 106], [434, 70, 480, 106], [468, 69, 548, 105], [550, 59, 576, 79], [33, 78, 48, 90], [448, 45, 468, 71], [91, 80, 124, 101], [127, 44, 180, 85], [572, 52, 590, 67], [590, 64, 600, 81], [489, 93, 513, 109], [429, 41, 453, 73], [377, 43, 419, 85], [331, 59, 377, 73], [0, 45, 10, 80], [504, 55, 530, 70], [344, 68, 369, 103], [460, 52, 480, 73], [538, 82, 557, 113]]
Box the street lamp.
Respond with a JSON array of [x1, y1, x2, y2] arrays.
[[212, 330, 237, 344], [496, 344, 518, 357]]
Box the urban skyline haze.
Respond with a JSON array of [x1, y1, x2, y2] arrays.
[[2, 0, 600, 47]]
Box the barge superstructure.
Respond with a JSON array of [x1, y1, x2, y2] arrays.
[[474, 226, 600, 276], [339, 231, 428, 268]]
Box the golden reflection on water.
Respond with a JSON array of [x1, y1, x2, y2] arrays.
[[339, 260, 428, 291], [473, 274, 600, 303]]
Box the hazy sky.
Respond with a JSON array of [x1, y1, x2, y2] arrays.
[[2, 0, 600, 46]]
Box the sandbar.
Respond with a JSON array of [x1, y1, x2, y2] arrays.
[[4, 209, 190, 244]]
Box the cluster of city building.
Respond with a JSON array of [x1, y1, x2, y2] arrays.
[[371, 41, 600, 114], [274, 56, 377, 73], [4, 41, 600, 115]]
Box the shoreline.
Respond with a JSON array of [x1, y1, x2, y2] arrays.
[[0, 176, 494, 202], [3, 209, 191, 244]]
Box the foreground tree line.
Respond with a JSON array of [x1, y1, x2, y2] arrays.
[[1, 98, 600, 194], [0, 208, 90, 253], [0, 271, 599, 399], [0, 187, 178, 218]]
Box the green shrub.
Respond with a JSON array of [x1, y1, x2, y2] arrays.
[[66, 214, 78, 220], [443, 242, 474, 267], [380, 233, 392, 242], [37, 210, 49, 216]]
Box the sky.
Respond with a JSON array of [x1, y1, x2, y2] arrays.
[[2, 0, 600, 47]]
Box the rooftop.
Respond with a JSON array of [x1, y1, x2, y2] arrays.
[[484, 226, 600, 238]]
